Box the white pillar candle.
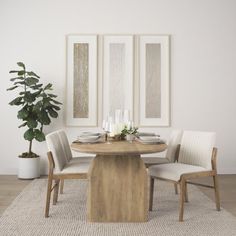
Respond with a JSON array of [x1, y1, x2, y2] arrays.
[[102, 119, 106, 129], [123, 109, 129, 124], [115, 109, 121, 124]]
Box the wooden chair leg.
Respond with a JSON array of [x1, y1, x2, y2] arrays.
[[60, 179, 64, 194], [185, 182, 188, 202], [174, 183, 178, 194], [149, 177, 154, 211], [53, 179, 60, 205], [45, 174, 53, 218], [179, 179, 186, 222], [213, 175, 220, 211]]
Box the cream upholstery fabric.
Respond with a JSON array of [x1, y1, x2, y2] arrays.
[[54, 162, 90, 174], [178, 131, 215, 170], [149, 163, 206, 181], [142, 157, 169, 166], [57, 130, 73, 162], [166, 130, 183, 162], [142, 129, 183, 165], [46, 131, 67, 172], [57, 130, 94, 164], [70, 156, 94, 164]]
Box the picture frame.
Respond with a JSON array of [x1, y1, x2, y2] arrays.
[[66, 35, 97, 126], [102, 35, 134, 119], [138, 35, 170, 126]]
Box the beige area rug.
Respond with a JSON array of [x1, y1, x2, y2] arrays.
[[1, 179, 236, 236]]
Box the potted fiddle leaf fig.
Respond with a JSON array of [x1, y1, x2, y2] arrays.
[[7, 62, 62, 179]]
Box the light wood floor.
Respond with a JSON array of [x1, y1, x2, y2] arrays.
[[0, 175, 235, 216]]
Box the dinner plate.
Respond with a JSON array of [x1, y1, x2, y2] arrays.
[[77, 135, 101, 143], [78, 139, 100, 144], [137, 138, 165, 145], [138, 136, 160, 141], [79, 132, 101, 137]]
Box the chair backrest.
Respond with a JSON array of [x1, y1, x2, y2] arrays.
[[165, 130, 183, 162], [57, 130, 73, 162], [46, 131, 67, 172], [178, 131, 216, 170]]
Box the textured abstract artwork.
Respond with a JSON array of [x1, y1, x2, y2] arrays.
[[66, 35, 97, 126], [146, 43, 161, 118], [103, 36, 133, 119], [139, 35, 169, 126], [108, 43, 125, 114], [73, 43, 89, 118]]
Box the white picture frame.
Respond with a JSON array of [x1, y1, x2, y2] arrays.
[[66, 35, 97, 126], [138, 35, 170, 126], [102, 35, 134, 119]]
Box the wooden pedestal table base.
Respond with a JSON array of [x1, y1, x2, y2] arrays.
[[71, 140, 167, 222], [87, 154, 147, 222]]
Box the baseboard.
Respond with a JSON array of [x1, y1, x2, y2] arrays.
[[218, 168, 236, 175]]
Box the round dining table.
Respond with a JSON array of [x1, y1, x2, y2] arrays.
[[71, 140, 167, 222]]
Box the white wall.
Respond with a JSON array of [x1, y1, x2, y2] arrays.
[[0, 0, 236, 175]]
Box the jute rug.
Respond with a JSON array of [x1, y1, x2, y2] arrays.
[[0, 179, 236, 236]]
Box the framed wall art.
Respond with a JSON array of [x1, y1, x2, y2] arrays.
[[138, 35, 170, 126], [102, 35, 134, 119], [66, 35, 97, 126]]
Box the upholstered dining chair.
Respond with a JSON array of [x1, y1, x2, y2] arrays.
[[57, 130, 94, 193], [142, 130, 183, 194], [149, 131, 220, 222], [142, 130, 183, 168], [45, 131, 90, 218]]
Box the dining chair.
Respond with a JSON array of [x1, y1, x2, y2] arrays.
[[142, 130, 183, 168], [57, 130, 94, 194], [149, 131, 220, 221], [142, 130, 183, 194], [45, 131, 90, 218]]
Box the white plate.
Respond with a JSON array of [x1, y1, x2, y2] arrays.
[[78, 139, 100, 144], [137, 138, 165, 145], [136, 132, 156, 137], [77, 135, 100, 143], [139, 136, 160, 141], [79, 132, 101, 137]]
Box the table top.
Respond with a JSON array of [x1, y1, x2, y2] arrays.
[[71, 140, 167, 155]]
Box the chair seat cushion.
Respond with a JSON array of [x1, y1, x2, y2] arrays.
[[70, 156, 94, 164], [141, 157, 169, 167], [149, 163, 207, 181], [54, 162, 90, 174]]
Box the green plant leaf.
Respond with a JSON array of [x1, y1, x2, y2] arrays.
[[17, 62, 25, 69], [50, 99, 62, 105], [27, 118, 38, 128], [14, 81, 25, 85], [27, 71, 40, 78], [18, 122, 27, 128], [48, 108, 58, 118], [31, 84, 43, 89], [18, 70, 25, 76], [9, 70, 19, 73], [10, 77, 24, 81], [17, 108, 29, 119], [44, 83, 52, 90], [9, 97, 22, 106], [51, 105, 61, 111], [25, 77, 39, 86], [7, 85, 18, 91], [24, 129, 34, 141], [39, 110, 51, 125], [33, 101, 42, 112], [34, 129, 45, 142], [24, 92, 36, 103], [48, 94, 57, 98]]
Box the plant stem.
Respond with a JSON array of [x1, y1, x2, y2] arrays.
[[29, 140, 32, 155]]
